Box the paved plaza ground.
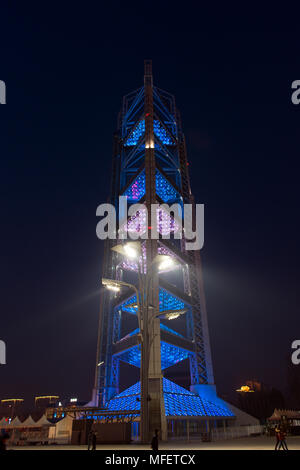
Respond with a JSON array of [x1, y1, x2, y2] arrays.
[[9, 435, 300, 451]]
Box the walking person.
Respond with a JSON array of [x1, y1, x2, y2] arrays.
[[87, 429, 93, 451], [278, 428, 288, 450], [151, 429, 159, 452], [274, 426, 281, 450]]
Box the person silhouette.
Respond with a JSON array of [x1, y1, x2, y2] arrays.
[[274, 426, 280, 450], [151, 429, 159, 452]]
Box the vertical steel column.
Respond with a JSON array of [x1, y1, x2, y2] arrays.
[[143, 60, 166, 441]]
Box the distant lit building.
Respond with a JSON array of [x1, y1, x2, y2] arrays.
[[35, 395, 59, 413], [236, 380, 284, 422], [46, 405, 65, 420], [268, 408, 300, 434], [45, 397, 86, 420], [236, 385, 254, 393]]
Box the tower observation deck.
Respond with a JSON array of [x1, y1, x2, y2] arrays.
[[93, 61, 234, 439]]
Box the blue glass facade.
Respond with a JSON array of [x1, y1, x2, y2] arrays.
[[153, 120, 174, 145], [124, 120, 145, 146], [155, 171, 179, 202], [105, 378, 235, 418], [123, 172, 145, 201], [115, 341, 193, 370], [124, 119, 174, 147], [120, 290, 185, 315], [159, 289, 185, 312], [123, 169, 180, 203]]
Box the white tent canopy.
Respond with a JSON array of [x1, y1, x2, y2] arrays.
[[0, 414, 52, 429], [21, 416, 37, 428], [8, 417, 23, 428], [34, 415, 52, 427]]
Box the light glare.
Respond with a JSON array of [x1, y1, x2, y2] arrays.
[[106, 284, 120, 292], [159, 256, 174, 271], [124, 244, 138, 259]]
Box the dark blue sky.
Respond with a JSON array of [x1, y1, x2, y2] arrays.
[[1, 3, 300, 406]]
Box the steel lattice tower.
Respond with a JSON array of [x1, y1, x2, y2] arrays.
[[92, 61, 234, 438]]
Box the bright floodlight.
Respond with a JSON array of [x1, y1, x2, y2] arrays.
[[111, 241, 141, 260], [102, 278, 120, 292], [166, 312, 180, 320], [106, 284, 120, 292], [123, 243, 139, 259], [158, 308, 187, 320], [158, 255, 175, 271]]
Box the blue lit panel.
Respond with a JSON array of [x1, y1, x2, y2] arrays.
[[125, 120, 145, 146], [124, 119, 174, 147], [88, 412, 139, 421], [153, 120, 174, 145], [115, 342, 192, 370], [105, 378, 235, 418], [161, 343, 192, 368], [156, 170, 180, 202], [105, 383, 140, 412], [159, 289, 185, 312], [123, 172, 146, 201], [117, 345, 141, 368], [122, 170, 179, 203], [120, 290, 186, 315]]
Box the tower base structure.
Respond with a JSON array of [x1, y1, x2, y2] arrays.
[[190, 384, 230, 410], [103, 378, 235, 440]]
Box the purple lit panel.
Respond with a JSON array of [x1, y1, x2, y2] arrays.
[[119, 207, 181, 238], [123, 172, 146, 201]]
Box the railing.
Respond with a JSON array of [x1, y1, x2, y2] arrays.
[[168, 424, 263, 442], [211, 425, 263, 441]]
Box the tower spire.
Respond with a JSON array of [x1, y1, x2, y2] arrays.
[[144, 59, 153, 87]]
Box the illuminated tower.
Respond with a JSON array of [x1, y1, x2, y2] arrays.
[[93, 61, 234, 439]]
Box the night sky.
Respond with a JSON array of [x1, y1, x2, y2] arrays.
[[1, 3, 300, 407]]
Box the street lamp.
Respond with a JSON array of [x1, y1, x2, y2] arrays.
[[157, 309, 187, 320], [104, 284, 120, 292], [111, 241, 141, 259], [102, 277, 141, 330], [103, 241, 182, 443]]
